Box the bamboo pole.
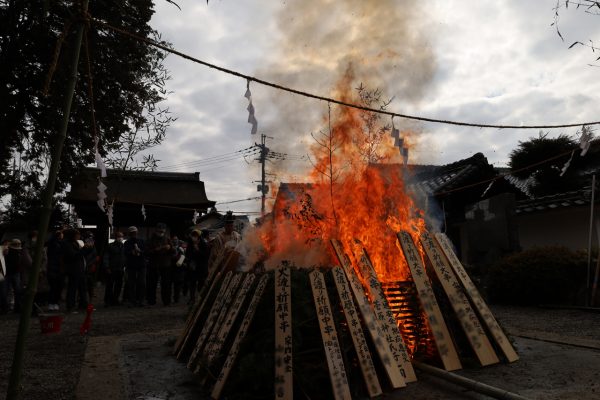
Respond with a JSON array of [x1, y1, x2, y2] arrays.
[[413, 361, 532, 400], [6, 1, 89, 398], [586, 174, 596, 307]]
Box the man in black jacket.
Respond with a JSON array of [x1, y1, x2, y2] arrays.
[[103, 231, 126, 306], [124, 226, 145, 306], [146, 222, 174, 306]]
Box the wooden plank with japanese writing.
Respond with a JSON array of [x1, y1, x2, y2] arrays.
[[330, 240, 406, 389], [309, 270, 352, 400], [274, 267, 293, 400], [357, 247, 417, 383], [211, 274, 270, 400], [202, 273, 248, 363], [332, 266, 382, 398], [434, 233, 519, 363], [206, 273, 256, 364], [397, 231, 462, 371], [175, 271, 223, 357], [420, 231, 499, 366], [187, 271, 234, 369]]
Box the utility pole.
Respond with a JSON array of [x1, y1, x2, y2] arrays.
[[255, 133, 271, 216], [7, 1, 89, 398]]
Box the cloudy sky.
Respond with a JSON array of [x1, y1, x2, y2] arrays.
[[147, 0, 600, 215]]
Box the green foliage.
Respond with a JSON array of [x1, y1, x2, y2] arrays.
[[0, 0, 170, 214], [485, 246, 588, 305], [508, 133, 593, 197]]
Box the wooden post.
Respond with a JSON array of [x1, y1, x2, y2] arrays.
[[420, 231, 499, 366], [188, 272, 235, 369], [175, 271, 223, 357], [435, 233, 519, 362], [356, 247, 417, 382], [274, 266, 293, 399], [309, 270, 352, 400], [205, 273, 256, 363], [211, 275, 270, 399], [397, 232, 462, 371], [332, 266, 382, 398], [331, 240, 406, 389]]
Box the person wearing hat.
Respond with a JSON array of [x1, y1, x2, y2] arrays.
[[209, 212, 242, 275], [63, 229, 88, 312], [46, 229, 64, 311], [5, 238, 24, 313], [124, 226, 145, 306], [184, 229, 211, 304], [146, 222, 174, 306]]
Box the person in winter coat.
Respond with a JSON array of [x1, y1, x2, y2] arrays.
[[124, 226, 145, 306], [63, 229, 87, 312], [5, 239, 24, 313], [103, 232, 126, 306], [185, 229, 211, 304], [0, 240, 8, 314], [46, 229, 65, 311], [81, 235, 99, 302], [146, 223, 174, 306]]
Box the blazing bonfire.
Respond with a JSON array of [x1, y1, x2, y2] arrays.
[[173, 80, 518, 400]]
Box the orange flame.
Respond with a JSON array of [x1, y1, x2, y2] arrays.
[[247, 69, 425, 282]]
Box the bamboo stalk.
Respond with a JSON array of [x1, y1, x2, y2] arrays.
[[7, 1, 89, 399]]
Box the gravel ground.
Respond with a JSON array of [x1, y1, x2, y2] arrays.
[[1, 301, 600, 400]]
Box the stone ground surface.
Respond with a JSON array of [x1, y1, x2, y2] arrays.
[[1, 301, 600, 400]]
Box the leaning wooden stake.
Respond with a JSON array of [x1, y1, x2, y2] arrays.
[[188, 272, 235, 369], [274, 266, 293, 399], [420, 231, 499, 367], [309, 270, 352, 400], [356, 246, 417, 383], [332, 266, 382, 398], [175, 270, 223, 357], [205, 273, 256, 363], [434, 233, 519, 362], [331, 240, 406, 389], [397, 232, 462, 371], [211, 275, 270, 399]]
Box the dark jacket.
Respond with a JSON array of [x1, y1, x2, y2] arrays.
[[147, 235, 174, 269], [46, 235, 64, 274], [5, 248, 22, 276], [63, 241, 85, 275], [185, 238, 210, 277], [124, 238, 145, 269], [104, 241, 126, 272]]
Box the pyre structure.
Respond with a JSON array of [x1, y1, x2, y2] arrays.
[[174, 230, 518, 399]]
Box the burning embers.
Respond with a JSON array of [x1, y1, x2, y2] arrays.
[[174, 232, 518, 399]]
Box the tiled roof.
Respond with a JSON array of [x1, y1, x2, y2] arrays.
[[515, 187, 594, 214]]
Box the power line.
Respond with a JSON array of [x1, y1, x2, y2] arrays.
[[160, 145, 259, 169], [161, 148, 262, 171], [93, 18, 600, 130], [217, 196, 262, 205]]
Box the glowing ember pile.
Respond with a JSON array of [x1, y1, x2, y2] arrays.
[[243, 72, 425, 285]]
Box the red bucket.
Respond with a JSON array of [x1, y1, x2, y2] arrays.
[[39, 314, 64, 334]]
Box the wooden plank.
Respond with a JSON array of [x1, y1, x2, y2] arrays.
[[309, 270, 352, 400], [434, 233, 519, 363], [205, 273, 256, 364], [211, 275, 270, 400], [274, 267, 293, 400], [419, 231, 499, 366], [201, 273, 248, 362], [356, 247, 417, 383], [397, 231, 462, 371], [332, 267, 382, 398], [187, 271, 235, 369], [174, 270, 222, 357], [331, 240, 406, 389]]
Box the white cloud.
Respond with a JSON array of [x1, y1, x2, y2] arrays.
[[147, 0, 600, 213]]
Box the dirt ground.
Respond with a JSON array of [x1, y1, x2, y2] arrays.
[[1, 302, 600, 400]]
